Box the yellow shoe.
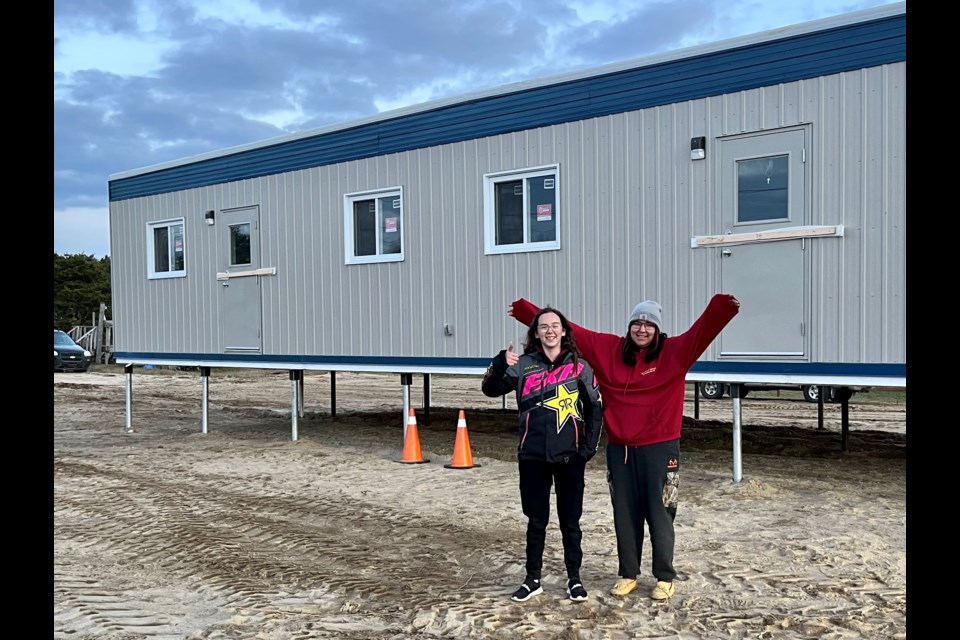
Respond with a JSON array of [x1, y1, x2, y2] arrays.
[[609, 578, 638, 596], [651, 581, 676, 600]]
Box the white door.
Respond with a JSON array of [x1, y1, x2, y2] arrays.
[[718, 128, 808, 358], [219, 206, 263, 354]]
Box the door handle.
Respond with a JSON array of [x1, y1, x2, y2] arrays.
[[721, 249, 732, 257]]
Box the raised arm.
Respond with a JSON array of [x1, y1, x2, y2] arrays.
[[508, 298, 539, 326], [509, 298, 620, 376], [673, 294, 741, 366]]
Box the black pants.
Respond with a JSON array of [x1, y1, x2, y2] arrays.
[[518, 456, 586, 581], [605, 439, 680, 582]]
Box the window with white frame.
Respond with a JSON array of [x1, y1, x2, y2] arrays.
[[146, 218, 186, 279], [484, 165, 560, 255], [344, 187, 404, 264]]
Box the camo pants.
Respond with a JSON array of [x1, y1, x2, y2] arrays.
[[605, 438, 680, 583]]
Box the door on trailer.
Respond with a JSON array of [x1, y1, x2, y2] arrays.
[[718, 127, 808, 358], [219, 206, 263, 354]]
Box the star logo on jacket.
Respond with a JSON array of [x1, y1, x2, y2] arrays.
[[542, 383, 581, 433]]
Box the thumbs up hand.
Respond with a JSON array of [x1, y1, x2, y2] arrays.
[[505, 341, 519, 366]]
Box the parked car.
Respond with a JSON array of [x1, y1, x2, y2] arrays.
[[54, 329, 92, 372], [696, 381, 859, 404]]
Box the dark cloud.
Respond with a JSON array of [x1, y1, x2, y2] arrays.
[[152, 2, 578, 119], [53, 0, 586, 216], [155, 23, 379, 120], [53, 0, 140, 32], [54, 68, 282, 210]]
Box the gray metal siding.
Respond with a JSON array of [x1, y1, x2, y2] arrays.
[[110, 62, 905, 374], [807, 64, 906, 366]]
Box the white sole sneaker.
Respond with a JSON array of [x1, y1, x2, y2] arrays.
[[567, 581, 588, 602], [511, 581, 543, 602]]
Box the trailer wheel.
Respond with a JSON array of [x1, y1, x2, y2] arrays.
[[699, 381, 725, 400], [802, 385, 835, 403]]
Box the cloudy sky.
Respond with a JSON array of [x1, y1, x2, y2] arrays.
[[54, 0, 900, 258]]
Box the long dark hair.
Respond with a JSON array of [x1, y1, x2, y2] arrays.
[[524, 307, 580, 368], [621, 324, 668, 366]]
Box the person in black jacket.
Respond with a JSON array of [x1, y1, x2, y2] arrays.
[[482, 307, 604, 603]]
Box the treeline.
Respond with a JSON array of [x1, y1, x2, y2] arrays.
[[54, 253, 111, 331]]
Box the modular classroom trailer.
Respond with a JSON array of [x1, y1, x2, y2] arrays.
[[108, 4, 906, 465]]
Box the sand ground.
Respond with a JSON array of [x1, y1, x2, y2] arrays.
[[54, 367, 906, 639]]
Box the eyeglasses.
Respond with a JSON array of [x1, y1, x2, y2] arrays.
[[537, 323, 563, 332], [630, 321, 657, 330]]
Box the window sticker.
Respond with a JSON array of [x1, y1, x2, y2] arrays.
[[537, 204, 553, 221]]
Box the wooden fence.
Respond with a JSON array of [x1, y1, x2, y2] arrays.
[[68, 302, 113, 364]]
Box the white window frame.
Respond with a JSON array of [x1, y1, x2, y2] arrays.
[[343, 187, 405, 265], [483, 164, 560, 255], [146, 217, 186, 279]]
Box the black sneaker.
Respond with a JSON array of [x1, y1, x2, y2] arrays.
[[510, 577, 542, 602], [567, 578, 588, 602]]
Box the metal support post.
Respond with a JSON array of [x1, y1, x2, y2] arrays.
[[731, 383, 742, 483], [330, 372, 337, 417], [124, 364, 134, 433], [401, 373, 413, 442], [289, 370, 300, 441], [200, 366, 211, 434]]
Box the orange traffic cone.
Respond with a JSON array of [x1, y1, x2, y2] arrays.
[[398, 408, 430, 464], [444, 410, 481, 469]]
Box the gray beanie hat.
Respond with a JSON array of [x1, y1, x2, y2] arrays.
[[628, 300, 663, 331]]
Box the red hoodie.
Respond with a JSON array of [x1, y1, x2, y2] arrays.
[[511, 294, 739, 447]]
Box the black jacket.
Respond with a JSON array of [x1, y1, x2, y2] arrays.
[[481, 349, 603, 463]]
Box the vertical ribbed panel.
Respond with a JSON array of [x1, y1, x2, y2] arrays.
[[110, 62, 905, 367]]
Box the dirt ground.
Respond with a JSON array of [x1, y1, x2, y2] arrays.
[[53, 366, 906, 639]]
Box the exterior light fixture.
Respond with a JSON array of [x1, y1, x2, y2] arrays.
[[690, 136, 706, 160]]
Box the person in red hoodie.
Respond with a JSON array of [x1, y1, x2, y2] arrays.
[[509, 294, 740, 600]]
